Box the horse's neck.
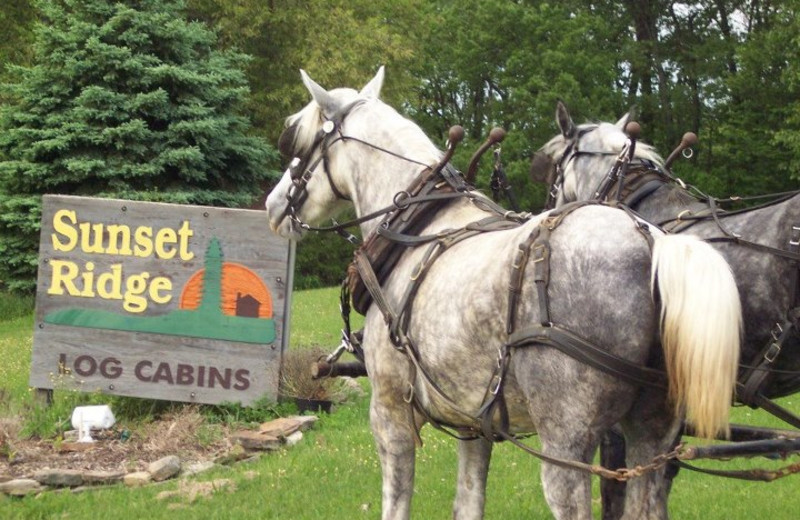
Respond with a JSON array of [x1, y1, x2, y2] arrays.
[[633, 184, 704, 224]]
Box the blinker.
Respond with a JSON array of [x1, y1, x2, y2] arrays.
[[289, 157, 304, 180]]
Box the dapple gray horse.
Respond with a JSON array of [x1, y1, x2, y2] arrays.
[[534, 102, 800, 405], [533, 102, 800, 518], [266, 68, 742, 519]]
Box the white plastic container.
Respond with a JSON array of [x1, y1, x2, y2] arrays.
[[71, 405, 116, 442]]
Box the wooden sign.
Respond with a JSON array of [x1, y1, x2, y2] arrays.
[[30, 195, 294, 406]]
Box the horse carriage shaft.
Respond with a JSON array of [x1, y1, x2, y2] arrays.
[[681, 437, 800, 461], [713, 423, 800, 442]]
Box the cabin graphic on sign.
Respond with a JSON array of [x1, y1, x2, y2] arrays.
[[45, 238, 277, 345]]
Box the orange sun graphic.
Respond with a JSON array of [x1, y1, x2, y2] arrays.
[[179, 262, 273, 319]]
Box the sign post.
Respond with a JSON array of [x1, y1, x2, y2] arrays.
[[30, 195, 292, 406]]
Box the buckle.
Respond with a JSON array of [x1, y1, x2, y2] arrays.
[[789, 226, 800, 247], [764, 342, 782, 364], [512, 246, 528, 269]]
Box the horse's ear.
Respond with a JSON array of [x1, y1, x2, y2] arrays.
[[359, 66, 385, 99], [556, 100, 576, 139], [300, 69, 339, 118], [615, 107, 635, 130]]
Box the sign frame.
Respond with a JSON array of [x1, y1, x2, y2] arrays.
[[30, 195, 293, 406]]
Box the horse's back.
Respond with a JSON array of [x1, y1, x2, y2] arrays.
[[390, 204, 659, 427]]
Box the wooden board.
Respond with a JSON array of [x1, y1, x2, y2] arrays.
[[30, 195, 293, 406]]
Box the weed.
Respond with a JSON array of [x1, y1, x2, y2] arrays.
[[194, 423, 224, 448], [0, 291, 34, 323], [200, 396, 294, 427]]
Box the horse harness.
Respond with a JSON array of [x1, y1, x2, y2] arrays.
[[281, 107, 678, 476], [546, 134, 800, 428], [333, 152, 669, 447]]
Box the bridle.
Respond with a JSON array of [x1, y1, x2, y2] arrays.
[[544, 125, 614, 210], [544, 125, 659, 210], [281, 102, 359, 229], [279, 99, 433, 235]]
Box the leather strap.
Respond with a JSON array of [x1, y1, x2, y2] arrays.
[[508, 324, 669, 390]]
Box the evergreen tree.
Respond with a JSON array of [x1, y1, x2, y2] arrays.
[[0, 0, 277, 292]]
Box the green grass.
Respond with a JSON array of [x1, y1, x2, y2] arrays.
[[2, 288, 800, 518], [289, 286, 364, 349]]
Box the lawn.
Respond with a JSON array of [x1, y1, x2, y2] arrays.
[[1, 287, 799, 518]]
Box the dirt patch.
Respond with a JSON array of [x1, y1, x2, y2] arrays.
[[0, 407, 234, 479]]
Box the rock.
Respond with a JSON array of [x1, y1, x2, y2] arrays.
[[33, 469, 83, 488], [148, 455, 181, 482], [285, 430, 303, 446], [289, 415, 318, 431], [123, 471, 152, 487], [0, 474, 12, 484], [57, 441, 97, 453], [0, 478, 45, 496], [181, 461, 215, 477], [232, 430, 282, 451], [258, 417, 302, 438], [213, 444, 247, 465], [82, 470, 126, 485], [156, 489, 180, 500], [256, 415, 317, 440]]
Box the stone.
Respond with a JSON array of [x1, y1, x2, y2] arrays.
[[57, 441, 96, 453], [256, 415, 317, 439], [0, 478, 45, 496], [213, 444, 247, 465], [156, 489, 180, 500], [181, 461, 215, 477], [123, 471, 152, 487], [82, 470, 126, 485], [285, 430, 303, 446], [258, 417, 302, 438], [288, 415, 318, 431], [148, 455, 181, 482], [0, 474, 12, 484], [33, 469, 84, 488], [232, 430, 282, 451]]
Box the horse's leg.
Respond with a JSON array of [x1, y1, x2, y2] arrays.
[[515, 350, 627, 520], [453, 437, 492, 519], [370, 389, 418, 520], [600, 428, 627, 520], [619, 390, 682, 520], [536, 432, 596, 519]]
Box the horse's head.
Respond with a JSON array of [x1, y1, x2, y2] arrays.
[[266, 67, 441, 240], [531, 101, 662, 208]]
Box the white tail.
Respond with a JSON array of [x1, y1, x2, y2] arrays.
[[651, 234, 742, 439]]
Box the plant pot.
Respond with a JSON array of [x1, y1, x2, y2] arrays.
[[294, 398, 332, 414]]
